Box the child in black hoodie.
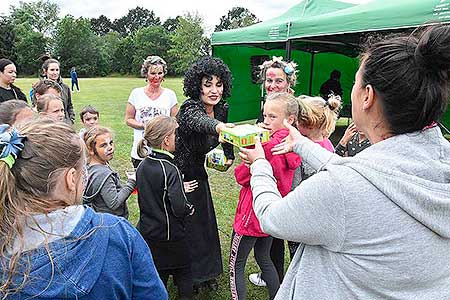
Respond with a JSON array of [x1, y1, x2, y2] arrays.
[[136, 115, 195, 300]]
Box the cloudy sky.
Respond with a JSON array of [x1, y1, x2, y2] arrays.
[[0, 0, 369, 33]]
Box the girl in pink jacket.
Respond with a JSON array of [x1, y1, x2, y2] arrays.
[[229, 92, 301, 300]]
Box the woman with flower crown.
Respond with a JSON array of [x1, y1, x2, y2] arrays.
[[256, 56, 298, 124], [249, 56, 299, 288]]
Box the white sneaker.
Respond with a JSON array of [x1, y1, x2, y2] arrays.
[[249, 273, 267, 287]]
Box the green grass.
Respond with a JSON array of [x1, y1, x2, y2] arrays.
[[15, 77, 268, 300]]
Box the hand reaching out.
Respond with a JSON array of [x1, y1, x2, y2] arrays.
[[339, 123, 357, 146], [271, 119, 303, 155], [184, 180, 198, 193], [216, 122, 235, 134], [238, 136, 265, 165], [224, 159, 234, 170]]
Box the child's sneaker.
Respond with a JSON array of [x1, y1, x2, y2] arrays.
[[249, 273, 266, 287]]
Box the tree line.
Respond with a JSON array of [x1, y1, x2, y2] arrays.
[[0, 1, 259, 77]]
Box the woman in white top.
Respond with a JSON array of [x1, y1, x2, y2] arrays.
[[125, 56, 179, 168]]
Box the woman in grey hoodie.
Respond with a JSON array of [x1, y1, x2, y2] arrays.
[[240, 24, 450, 300]]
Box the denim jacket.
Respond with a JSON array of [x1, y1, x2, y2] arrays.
[[2, 207, 168, 300]]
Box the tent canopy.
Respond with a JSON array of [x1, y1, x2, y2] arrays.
[[212, 0, 356, 45], [212, 0, 450, 46], [211, 0, 450, 127]]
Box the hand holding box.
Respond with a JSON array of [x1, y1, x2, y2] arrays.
[[220, 124, 270, 147]]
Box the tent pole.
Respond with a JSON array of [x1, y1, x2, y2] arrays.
[[309, 52, 315, 95], [286, 40, 292, 61]]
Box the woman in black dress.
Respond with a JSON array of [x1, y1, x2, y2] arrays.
[[174, 56, 235, 290]]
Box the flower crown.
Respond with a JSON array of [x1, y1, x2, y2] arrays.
[[0, 124, 25, 169], [259, 56, 298, 76]]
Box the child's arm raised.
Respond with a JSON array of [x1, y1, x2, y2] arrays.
[[99, 174, 136, 211]]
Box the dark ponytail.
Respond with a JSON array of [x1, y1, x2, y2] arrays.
[[361, 24, 450, 135]]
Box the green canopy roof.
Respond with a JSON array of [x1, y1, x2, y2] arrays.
[[289, 0, 450, 39], [211, 0, 356, 44], [211, 0, 450, 45]]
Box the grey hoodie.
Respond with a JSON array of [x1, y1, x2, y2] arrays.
[[83, 164, 135, 219], [251, 126, 450, 300]]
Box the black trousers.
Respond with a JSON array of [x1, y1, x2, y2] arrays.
[[270, 238, 285, 282], [229, 231, 279, 300], [158, 266, 193, 300], [71, 80, 79, 91]]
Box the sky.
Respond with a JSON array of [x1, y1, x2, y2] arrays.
[[0, 0, 370, 34]]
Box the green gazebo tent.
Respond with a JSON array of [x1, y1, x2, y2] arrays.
[[212, 0, 450, 130]]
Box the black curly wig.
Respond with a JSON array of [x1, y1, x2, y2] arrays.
[[183, 56, 232, 100]]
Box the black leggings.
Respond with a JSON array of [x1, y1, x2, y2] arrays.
[[158, 266, 193, 300], [229, 231, 279, 300], [270, 238, 285, 282]]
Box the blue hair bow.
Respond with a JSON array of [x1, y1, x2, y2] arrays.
[[284, 65, 294, 75], [0, 124, 25, 168]]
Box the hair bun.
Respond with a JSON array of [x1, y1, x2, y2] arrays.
[[414, 25, 450, 72], [326, 94, 341, 112], [39, 54, 51, 63]]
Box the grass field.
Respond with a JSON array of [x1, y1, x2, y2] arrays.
[[15, 77, 273, 299]]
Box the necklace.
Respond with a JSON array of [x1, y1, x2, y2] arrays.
[[145, 86, 162, 100]]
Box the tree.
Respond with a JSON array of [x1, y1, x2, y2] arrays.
[[132, 26, 170, 75], [112, 7, 160, 36], [0, 16, 16, 60], [163, 16, 180, 33], [112, 36, 136, 74], [168, 12, 208, 75], [54, 15, 99, 76], [10, 0, 60, 36], [93, 31, 122, 76], [214, 7, 260, 32], [14, 23, 47, 75], [91, 15, 113, 36]]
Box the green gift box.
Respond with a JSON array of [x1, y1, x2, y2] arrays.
[[220, 124, 270, 147], [206, 148, 228, 172]]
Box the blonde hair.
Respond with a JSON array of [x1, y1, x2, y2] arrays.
[[137, 115, 178, 158], [265, 92, 299, 125], [35, 94, 63, 113], [83, 126, 113, 163], [0, 119, 84, 294], [140, 55, 168, 77], [297, 95, 341, 138]]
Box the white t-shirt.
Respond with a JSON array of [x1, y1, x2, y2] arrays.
[[128, 87, 178, 159]]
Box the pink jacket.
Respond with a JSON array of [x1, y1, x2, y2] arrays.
[[233, 128, 302, 237]]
